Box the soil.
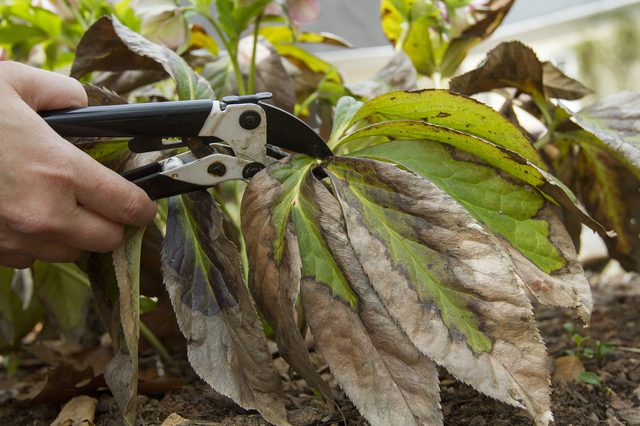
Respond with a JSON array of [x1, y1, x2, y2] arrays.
[[2, 265, 640, 426]]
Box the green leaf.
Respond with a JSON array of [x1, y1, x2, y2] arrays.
[[72, 16, 213, 101], [0, 25, 46, 45], [325, 157, 552, 422], [163, 191, 289, 425], [0, 268, 43, 351], [32, 262, 92, 341], [292, 175, 357, 307], [328, 96, 363, 149], [579, 371, 601, 386]]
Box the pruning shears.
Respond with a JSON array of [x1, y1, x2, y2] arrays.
[[42, 93, 331, 200]]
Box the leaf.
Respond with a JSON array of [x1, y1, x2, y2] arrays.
[[328, 96, 363, 149], [32, 262, 92, 341], [440, 0, 515, 77], [72, 16, 213, 101], [0, 269, 43, 351], [450, 41, 591, 101], [259, 26, 351, 47], [353, 140, 592, 321], [135, 0, 189, 50], [552, 130, 640, 272], [107, 226, 145, 426], [343, 90, 605, 234], [298, 176, 443, 425], [449, 41, 545, 98], [326, 157, 552, 424], [349, 90, 541, 165], [573, 91, 640, 170], [162, 191, 288, 426], [241, 156, 333, 401], [51, 395, 97, 426], [541, 62, 592, 101]]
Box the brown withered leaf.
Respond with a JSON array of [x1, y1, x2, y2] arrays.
[[162, 191, 288, 426], [51, 395, 97, 426], [449, 41, 544, 97], [542, 62, 591, 101], [241, 165, 333, 401], [107, 226, 145, 425], [72, 16, 213, 101], [71, 17, 165, 79], [300, 176, 443, 425], [326, 157, 552, 424], [450, 41, 590, 101], [552, 131, 640, 272]]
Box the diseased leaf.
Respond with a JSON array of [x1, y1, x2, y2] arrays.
[[299, 176, 443, 426], [339, 113, 603, 235], [107, 226, 145, 426], [541, 62, 591, 101], [326, 157, 552, 424], [162, 191, 288, 425], [348, 89, 542, 165], [72, 16, 213, 101], [241, 156, 333, 401], [354, 140, 591, 320], [449, 41, 544, 98], [573, 91, 640, 170], [553, 130, 640, 272], [450, 41, 591, 101]]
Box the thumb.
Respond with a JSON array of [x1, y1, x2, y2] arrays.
[[0, 61, 87, 111]]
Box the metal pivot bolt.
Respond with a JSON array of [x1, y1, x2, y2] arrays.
[[242, 162, 265, 179], [239, 111, 261, 130], [208, 162, 227, 176]]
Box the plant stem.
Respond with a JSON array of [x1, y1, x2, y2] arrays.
[[139, 320, 173, 366], [206, 16, 247, 95], [248, 13, 263, 94]]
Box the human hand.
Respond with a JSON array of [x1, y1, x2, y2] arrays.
[[0, 62, 156, 268]]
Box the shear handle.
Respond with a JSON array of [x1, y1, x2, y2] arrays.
[[41, 100, 214, 138]]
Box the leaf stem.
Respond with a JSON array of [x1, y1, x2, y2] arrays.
[[248, 13, 263, 94], [139, 320, 174, 366], [206, 16, 247, 95]]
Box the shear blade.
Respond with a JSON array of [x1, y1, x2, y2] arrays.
[[260, 103, 333, 159]]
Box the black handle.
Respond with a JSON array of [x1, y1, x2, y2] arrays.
[[41, 100, 214, 138]]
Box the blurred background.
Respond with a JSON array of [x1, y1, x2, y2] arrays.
[[304, 0, 640, 98]]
